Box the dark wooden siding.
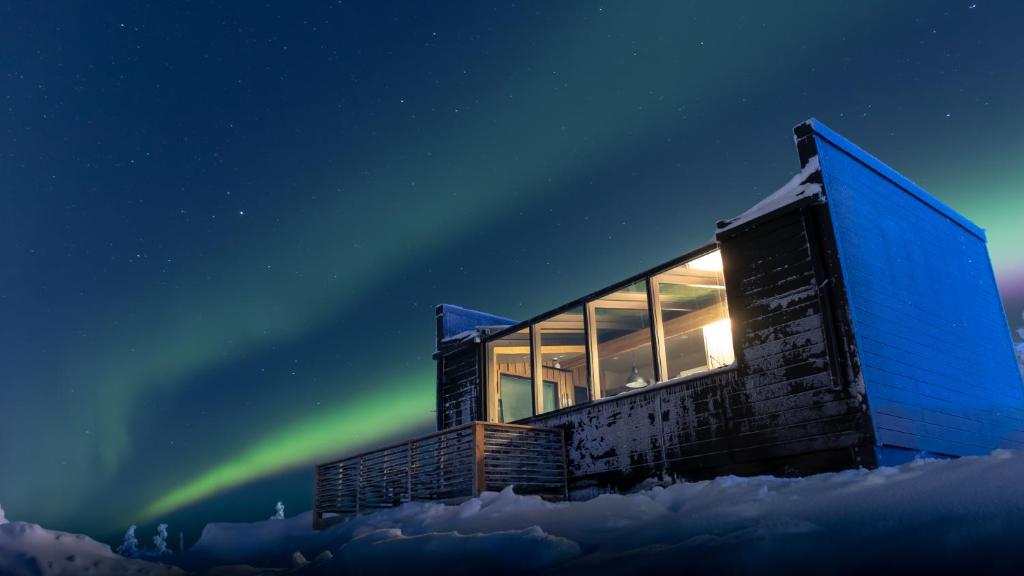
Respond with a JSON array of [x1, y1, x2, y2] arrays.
[[519, 202, 877, 495], [524, 369, 738, 494], [437, 344, 483, 430], [814, 131, 1024, 459], [719, 205, 873, 472]]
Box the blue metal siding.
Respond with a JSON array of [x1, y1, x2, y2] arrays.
[[436, 304, 515, 341], [813, 131, 1024, 458]]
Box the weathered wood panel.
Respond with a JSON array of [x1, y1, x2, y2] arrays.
[[719, 203, 873, 472], [438, 345, 483, 429], [524, 369, 738, 494], [519, 203, 878, 496], [812, 125, 1024, 460], [314, 422, 565, 528], [434, 304, 515, 430]]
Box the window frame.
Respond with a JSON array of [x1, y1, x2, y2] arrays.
[[482, 242, 731, 423]]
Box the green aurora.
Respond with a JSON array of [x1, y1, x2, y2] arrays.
[[2, 2, 1022, 545]]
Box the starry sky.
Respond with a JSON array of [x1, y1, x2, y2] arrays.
[[2, 1, 1022, 546]]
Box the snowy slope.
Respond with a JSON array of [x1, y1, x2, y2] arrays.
[[6, 451, 1024, 575], [183, 449, 1024, 575], [0, 517, 185, 576]]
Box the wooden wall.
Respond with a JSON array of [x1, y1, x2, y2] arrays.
[[437, 344, 483, 430], [524, 369, 738, 493], [521, 192, 882, 494], [719, 203, 874, 473], [435, 304, 515, 430], [430, 121, 1023, 497]]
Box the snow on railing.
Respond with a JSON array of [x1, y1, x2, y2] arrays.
[[313, 422, 567, 529]]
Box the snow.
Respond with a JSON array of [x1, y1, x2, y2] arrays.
[[183, 449, 1024, 574], [0, 519, 184, 576], [717, 156, 823, 233], [6, 451, 1024, 574], [269, 502, 285, 521]]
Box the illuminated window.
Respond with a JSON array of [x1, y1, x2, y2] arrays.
[[482, 246, 734, 418], [486, 327, 533, 422], [590, 280, 657, 398], [535, 307, 589, 413], [652, 250, 733, 379]]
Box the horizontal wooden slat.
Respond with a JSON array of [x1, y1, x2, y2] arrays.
[[314, 422, 566, 526]]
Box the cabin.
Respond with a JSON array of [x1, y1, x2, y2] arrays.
[[314, 119, 1024, 528]]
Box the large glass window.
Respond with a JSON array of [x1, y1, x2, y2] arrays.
[[590, 280, 657, 398], [535, 307, 589, 413], [652, 250, 734, 379], [483, 247, 735, 421], [487, 327, 533, 422], [498, 374, 533, 423]]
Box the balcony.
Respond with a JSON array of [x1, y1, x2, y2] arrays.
[[314, 422, 567, 528]]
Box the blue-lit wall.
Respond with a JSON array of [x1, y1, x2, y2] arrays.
[[810, 121, 1024, 462]]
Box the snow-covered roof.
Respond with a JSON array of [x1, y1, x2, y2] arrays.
[[716, 156, 822, 234], [440, 325, 517, 346]]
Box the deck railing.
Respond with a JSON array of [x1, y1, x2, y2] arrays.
[[313, 421, 567, 528]]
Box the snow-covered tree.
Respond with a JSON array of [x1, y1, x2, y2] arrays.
[[270, 501, 285, 520], [115, 525, 138, 557], [152, 523, 171, 555]]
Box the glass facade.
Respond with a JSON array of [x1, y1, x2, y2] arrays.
[[485, 248, 734, 422], [652, 250, 733, 379], [536, 307, 589, 413], [486, 327, 533, 423], [590, 280, 657, 398]]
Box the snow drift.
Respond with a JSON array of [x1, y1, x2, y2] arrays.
[[6, 450, 1024, 574], [178, 449, 1024, 575], [0, 519, 184, 576]]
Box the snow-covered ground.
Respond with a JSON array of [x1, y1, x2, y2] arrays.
[[5, 450, 1024, 575], [0, 504, 185, 575]]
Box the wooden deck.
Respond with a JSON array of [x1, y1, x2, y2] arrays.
[[313, 421, 567, 529]]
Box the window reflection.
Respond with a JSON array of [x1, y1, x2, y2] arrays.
[[591, 280, 657, 398], [536, 307, 589, 413], [653, 250, 734, 379], [483, 248, 735, 421], [487, 328, 533, 422]]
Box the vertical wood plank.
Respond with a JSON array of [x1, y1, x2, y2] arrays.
[[473, 422, 486, 496], [355, 456, 362, 514], [559, 427, 569, 501], [584, 301, 602, 400], [531, 325, 543, 415], [406, 440, 413, 503], [647, 276, 667, 383]]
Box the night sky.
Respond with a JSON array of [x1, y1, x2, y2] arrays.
[[2, 1, 1022, 546]]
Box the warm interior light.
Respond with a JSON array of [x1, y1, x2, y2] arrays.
[[703, 318, 735, 368], [686, 250, 724, 272], [624, 365, 648, 389]]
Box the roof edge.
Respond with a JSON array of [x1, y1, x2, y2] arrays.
[[795, 118, 986, 241]]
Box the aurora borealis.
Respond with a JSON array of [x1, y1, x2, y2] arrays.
[[2, 1, 1023, 546]]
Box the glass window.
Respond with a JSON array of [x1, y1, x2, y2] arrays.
[[653, 250, 734, 380], [499, 375, 533, 423], [590, 280, 657, 398], [535, 307, 589, 413], [487, 327, 533, 422], [541, 380, 559, 413]]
